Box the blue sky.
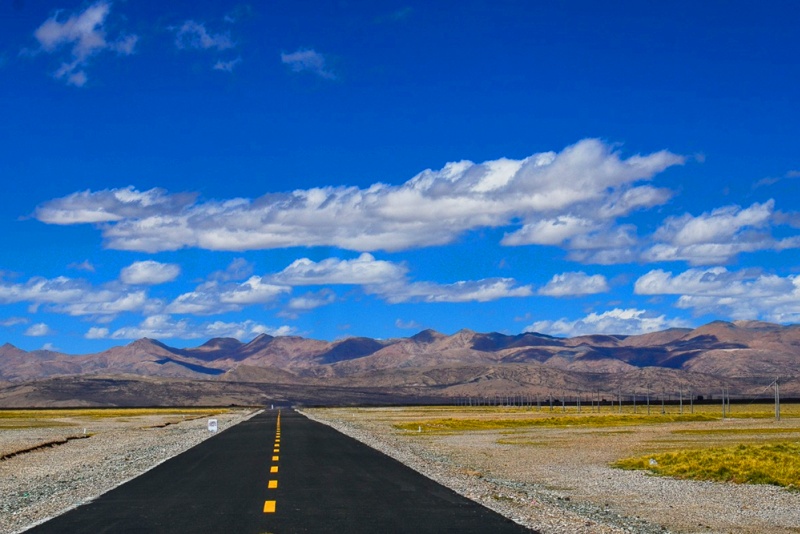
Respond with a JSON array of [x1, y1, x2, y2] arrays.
[[1, 0, 799, 353]]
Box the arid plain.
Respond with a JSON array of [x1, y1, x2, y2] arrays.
[[5, 405, 800, 533], [306, 404, 800, 533]]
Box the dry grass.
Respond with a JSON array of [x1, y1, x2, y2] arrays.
[[394, 413, 717, 433], [615, 442, 800, 488], [389, 402, 798, 434]]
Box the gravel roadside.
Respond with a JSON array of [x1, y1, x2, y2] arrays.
[[0, 409, 257, 534]]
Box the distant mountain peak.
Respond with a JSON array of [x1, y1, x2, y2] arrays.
[[130, 338, 169, 349], [247, 333, 274, 343], [410, 329, 444, 343]]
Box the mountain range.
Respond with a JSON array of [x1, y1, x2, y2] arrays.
[[1, 320, 799, 406]]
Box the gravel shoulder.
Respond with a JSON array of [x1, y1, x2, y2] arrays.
[[302, 407, 800, 534], [0, 409, 257, 534]]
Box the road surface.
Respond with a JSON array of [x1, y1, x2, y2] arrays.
[[27, 409, 533, 533]]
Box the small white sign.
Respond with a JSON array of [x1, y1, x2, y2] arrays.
[[208, 419, 218, 433]]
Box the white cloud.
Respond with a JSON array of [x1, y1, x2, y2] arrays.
[[204, 320, 294, 339], [287, 290, 336, 311], [0, 276, 90, 305], [220, 276, 291, 305], [395, 318, 422, 330], [35, 186, 196, 226], [271, 254, 531, 304], [32, 1, 137, 86], [271, 253, 406, 286], [35, 140, 683, 256], [60, 289, 157, 316], [281, 49, 335, 79], [374, 278, 533, 304], [526, 308, 690, 337], [174, 21, 233, 51], [538, 272, 609, 297], [0, 317, 29, 327], [0, 275, 159, 316], [167, 277, 290, 315], [634, 267, 800, 322], [502, 215, 598, 246], [68, 260, 95, 272], [643, 200, 798, 265], [93, 315, 294, 340], [209, 258, 253, 282], [85, 326, 109, 339], [25, 322, 54, 337], [120, 260, 180, 285], [213, 57, 241, 72], [164, 253, 532, 315]]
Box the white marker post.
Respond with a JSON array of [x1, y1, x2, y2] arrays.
[[208, 419, 218, 433]]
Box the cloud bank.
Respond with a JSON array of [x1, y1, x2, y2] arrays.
[[527, 308, 690, 337], [35, 139, 684, 256], [635, 267, 800, 322]]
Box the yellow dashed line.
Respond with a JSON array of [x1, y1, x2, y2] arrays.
[[264, 411, 281, 515]]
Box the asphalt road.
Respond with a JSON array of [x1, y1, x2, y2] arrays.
[[27, 409, 534, 533]]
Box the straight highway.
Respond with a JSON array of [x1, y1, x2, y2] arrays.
[[26, 409, 533, 533]]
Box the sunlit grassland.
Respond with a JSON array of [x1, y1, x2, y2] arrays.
[[615, 442, 800, 488], [0, 408, 230, 429], [389, 402, 800, 434], [394, 413, 718, 433]]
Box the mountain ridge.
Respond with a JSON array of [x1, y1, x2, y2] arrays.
[[2, 321, 800, 405]]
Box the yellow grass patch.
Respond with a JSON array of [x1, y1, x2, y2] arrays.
[[394, 413, 717, 433], [614, 442, 800, 488]]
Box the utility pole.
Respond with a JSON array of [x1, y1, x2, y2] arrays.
[[721, 387, 726, 419], [775, 377, 781, 421]]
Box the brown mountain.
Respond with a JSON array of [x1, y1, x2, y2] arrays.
[[1, 321, 799, 406]]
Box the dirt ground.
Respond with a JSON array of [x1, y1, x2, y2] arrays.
[[307, 406, 800, 534]]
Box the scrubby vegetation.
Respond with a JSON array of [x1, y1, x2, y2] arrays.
[[614, 442, 800, 488], [394, 413, 717, 433]]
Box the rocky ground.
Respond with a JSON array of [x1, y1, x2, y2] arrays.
[[302, 407, 800, 534], [0, 409, 257, 534]]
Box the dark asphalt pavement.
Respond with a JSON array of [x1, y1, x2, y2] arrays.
[[26, 409, 534, 533]]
